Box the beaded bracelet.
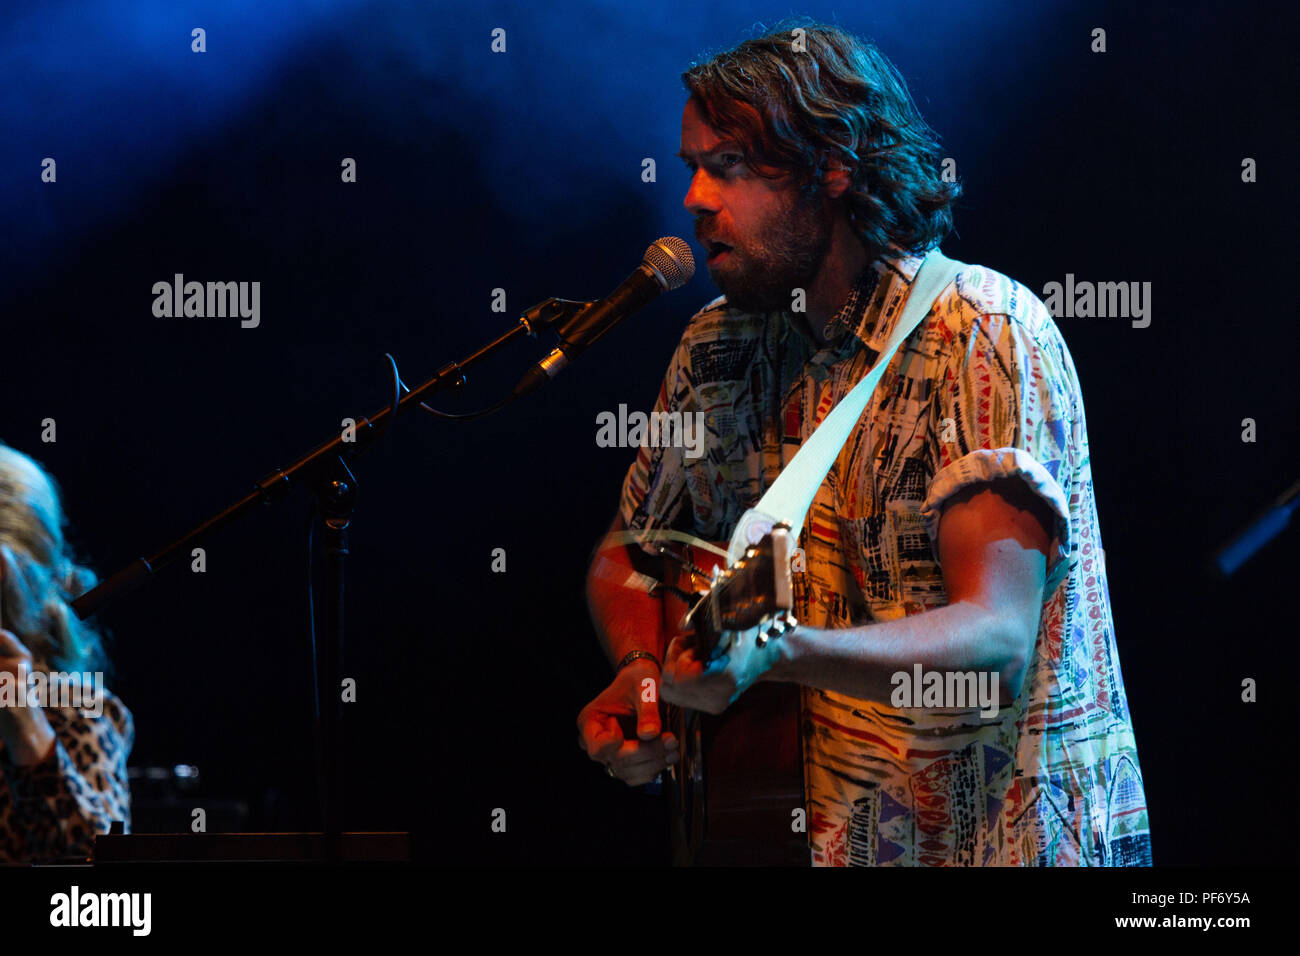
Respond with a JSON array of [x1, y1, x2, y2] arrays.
[[616, 649, 660, 672]]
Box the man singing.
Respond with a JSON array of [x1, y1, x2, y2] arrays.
[[577, 21, 1150, 866]]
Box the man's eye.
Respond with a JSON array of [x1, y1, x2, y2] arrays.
[[719, 154, 742, 170]]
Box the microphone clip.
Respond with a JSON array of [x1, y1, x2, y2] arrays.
[[518, 297, 596, 338]]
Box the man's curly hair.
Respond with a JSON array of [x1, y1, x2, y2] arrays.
[[682, 19, 960, 262]]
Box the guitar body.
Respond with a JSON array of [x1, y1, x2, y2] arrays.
[[661, 543, 807, 866]]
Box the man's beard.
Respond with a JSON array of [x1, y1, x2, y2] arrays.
[[705, 186, 834, 314]]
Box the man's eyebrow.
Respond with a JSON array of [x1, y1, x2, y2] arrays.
[[676, 143, 743, 162]]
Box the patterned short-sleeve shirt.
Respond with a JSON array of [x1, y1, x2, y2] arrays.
[[619, 250, 1151, 866]]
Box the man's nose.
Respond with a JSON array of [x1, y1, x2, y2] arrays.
[[683, 170, 719, 217]]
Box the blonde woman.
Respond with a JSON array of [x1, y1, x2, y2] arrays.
[[0, 443, 133, 864]]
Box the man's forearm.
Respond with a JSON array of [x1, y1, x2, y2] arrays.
[[768, 601, 1031, 704], [586, 544, 667, 669]]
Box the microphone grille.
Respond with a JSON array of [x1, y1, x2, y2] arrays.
[[643, 236, 695, 290]]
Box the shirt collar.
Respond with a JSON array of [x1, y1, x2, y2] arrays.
[[794, 247, 929, 354], [819, 263, 881, 346]]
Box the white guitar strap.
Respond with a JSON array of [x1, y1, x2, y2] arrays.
[[726, 249, 966, 564]]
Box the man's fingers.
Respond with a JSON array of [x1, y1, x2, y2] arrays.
[[662, 634, 685, 673], [619, 762, 664, 787], [579, 670, 683, 780], [578, 712, 623, 761], [591, 726, 623, 762], [663, 634, 706, 680], [634, 682, 662, 740], [662, 640, 705, 692], [607, 737, 674, 772]]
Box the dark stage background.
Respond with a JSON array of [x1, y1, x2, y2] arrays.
[[3, 0, 1295, 865]]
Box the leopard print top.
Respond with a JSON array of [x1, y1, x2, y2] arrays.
[[0, 689, 133, 864]]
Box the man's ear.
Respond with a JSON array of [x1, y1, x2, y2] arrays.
[[820, 162, 854, 199]]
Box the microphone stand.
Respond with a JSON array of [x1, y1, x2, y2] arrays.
[[1212, 474, 1300, 577], [71, 296, 591, 862]]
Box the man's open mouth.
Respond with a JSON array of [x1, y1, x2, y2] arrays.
[[704, 240, 733, 263]]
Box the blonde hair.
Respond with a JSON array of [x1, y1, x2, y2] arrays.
[[0, 443, 106, 673]]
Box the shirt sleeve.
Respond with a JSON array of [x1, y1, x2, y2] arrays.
[[617, 332, 694, 554], [0, 687, 134, 863], [919, 312, 1079, 594]]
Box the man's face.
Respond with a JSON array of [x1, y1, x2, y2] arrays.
[[679, 97, 833, 314]]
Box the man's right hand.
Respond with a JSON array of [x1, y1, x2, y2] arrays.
[[577, 660, 679, 786]]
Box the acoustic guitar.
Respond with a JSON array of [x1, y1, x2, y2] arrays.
[[658, 527, 807, 866]]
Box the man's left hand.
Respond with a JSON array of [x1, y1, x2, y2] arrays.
[[660, 626, 784, 714]]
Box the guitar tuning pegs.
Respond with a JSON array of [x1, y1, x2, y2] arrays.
[[755, 633, 768, 649]]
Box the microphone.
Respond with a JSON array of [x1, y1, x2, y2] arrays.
[[514, 237, 694, 397]]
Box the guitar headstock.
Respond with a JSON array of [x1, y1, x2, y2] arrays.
[[681, 525, 796, 659]]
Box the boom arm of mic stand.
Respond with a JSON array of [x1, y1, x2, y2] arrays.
[[1212, 475, 1300, 577], [70, 313, 550, 620]]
